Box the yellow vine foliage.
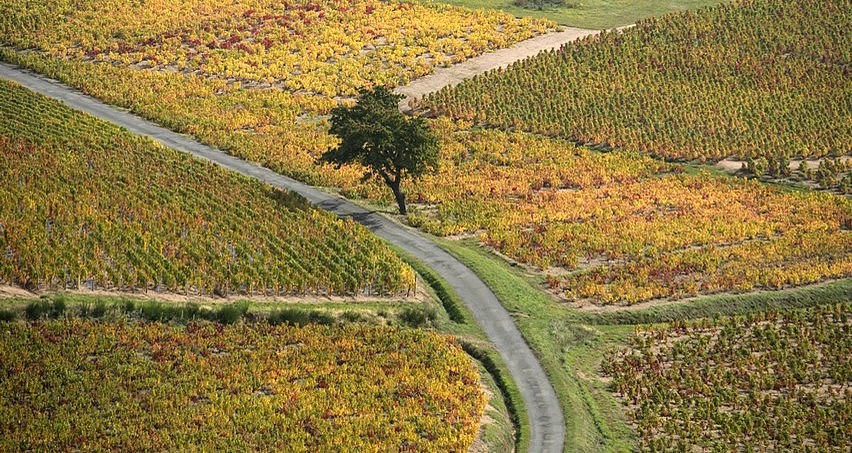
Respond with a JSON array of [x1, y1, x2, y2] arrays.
[[424, 0, 851, 161], [0, 0, 848, 306], [0, 80, 415, 296], [2, 0, 552, 97], [0, 320, 486, 451], [3, 51, 849, 305], [412, 121, 852, 304]]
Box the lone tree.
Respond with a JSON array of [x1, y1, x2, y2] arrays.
[[320, 86, 438, 215]]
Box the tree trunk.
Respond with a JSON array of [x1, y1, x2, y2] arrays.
[[380, 171, 407, 215], [393, 186, 407, 215], [389, 179, 407, 215]]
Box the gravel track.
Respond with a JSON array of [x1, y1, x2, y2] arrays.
[[395, 26, 602, 111]]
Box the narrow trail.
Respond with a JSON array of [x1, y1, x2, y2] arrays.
[[395, 26, 600, 111], [1, 63, 565, 452]]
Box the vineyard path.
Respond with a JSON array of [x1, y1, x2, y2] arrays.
[[0, 63, 565, 453], [395, 26, 601, 111]]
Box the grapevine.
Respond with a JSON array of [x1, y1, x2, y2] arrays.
[[0, 319, 486, 451], [0, 80, 415, 296], [0, 0, 552, 97], [603, 304, 851, 450], [0, 0, 848, 306], [423, 0, 851, 162]]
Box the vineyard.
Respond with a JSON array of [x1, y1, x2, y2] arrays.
[[0, 80, 415, 296], [423, 0, 851, 163], [603, 304, 851, 450], [409, 121, 852, 304], [0, 0, 849, 306], [0, 0, 551, 97], [1, 0, 852, 450], [0, 319, 485, 451], [4, 49, 849, 304], [3, 0, 850, 305]]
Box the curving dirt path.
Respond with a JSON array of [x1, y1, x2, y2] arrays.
[[395, 26, 601, 111], [0, 62, 565, 453]]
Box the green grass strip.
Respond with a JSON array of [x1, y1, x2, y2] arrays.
[[391, 245, 468, 324]]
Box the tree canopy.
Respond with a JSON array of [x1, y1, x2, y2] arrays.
[[320, 86, 439, 215]]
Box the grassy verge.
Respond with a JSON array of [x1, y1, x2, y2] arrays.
[[392, 245, 468, 324], [422, 0, 723, 28], [437, 238, 634, 451], [390, 244, 531, 452], [472, 360, 516, 452], [436, 237, 852, 452], [0, 293, 414, 326]]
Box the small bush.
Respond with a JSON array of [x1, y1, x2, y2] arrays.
[[308, 311, 336, 325], [513, 0, 577, 9], [50, 296, 66, 318], [268, 308, 335, 326], [399, 306, 437, 328], [141, 301, 167, 321], [25, 300, 65, 320], [0, 309, 17, 322], [91, 301, 108, 318], [182, 303, 201, 321], [268, 308, 308, 326], [214, 302, 249, 325], [25, 301, 48, 320], [340, 311, 365, 323], [121, 300, 136, 314]]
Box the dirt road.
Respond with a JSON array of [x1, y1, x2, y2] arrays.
[[395, 26, 600, 111]]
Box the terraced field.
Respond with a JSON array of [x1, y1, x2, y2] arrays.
[[0, 80, 414, 296]]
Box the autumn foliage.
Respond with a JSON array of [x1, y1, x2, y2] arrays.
[[0, 0, 847, 306], [604, 304, 851, 450], [423, 0, 850, 162], [0, 319, 485, 451], [0, 80, 414, 296], [1, 0, 552, 97]]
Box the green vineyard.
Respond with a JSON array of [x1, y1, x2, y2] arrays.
[[604, 304, 851, 450], [0, 319, 485, 451], [0, 80, 414, 296], [424, 0, 851, 162]]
